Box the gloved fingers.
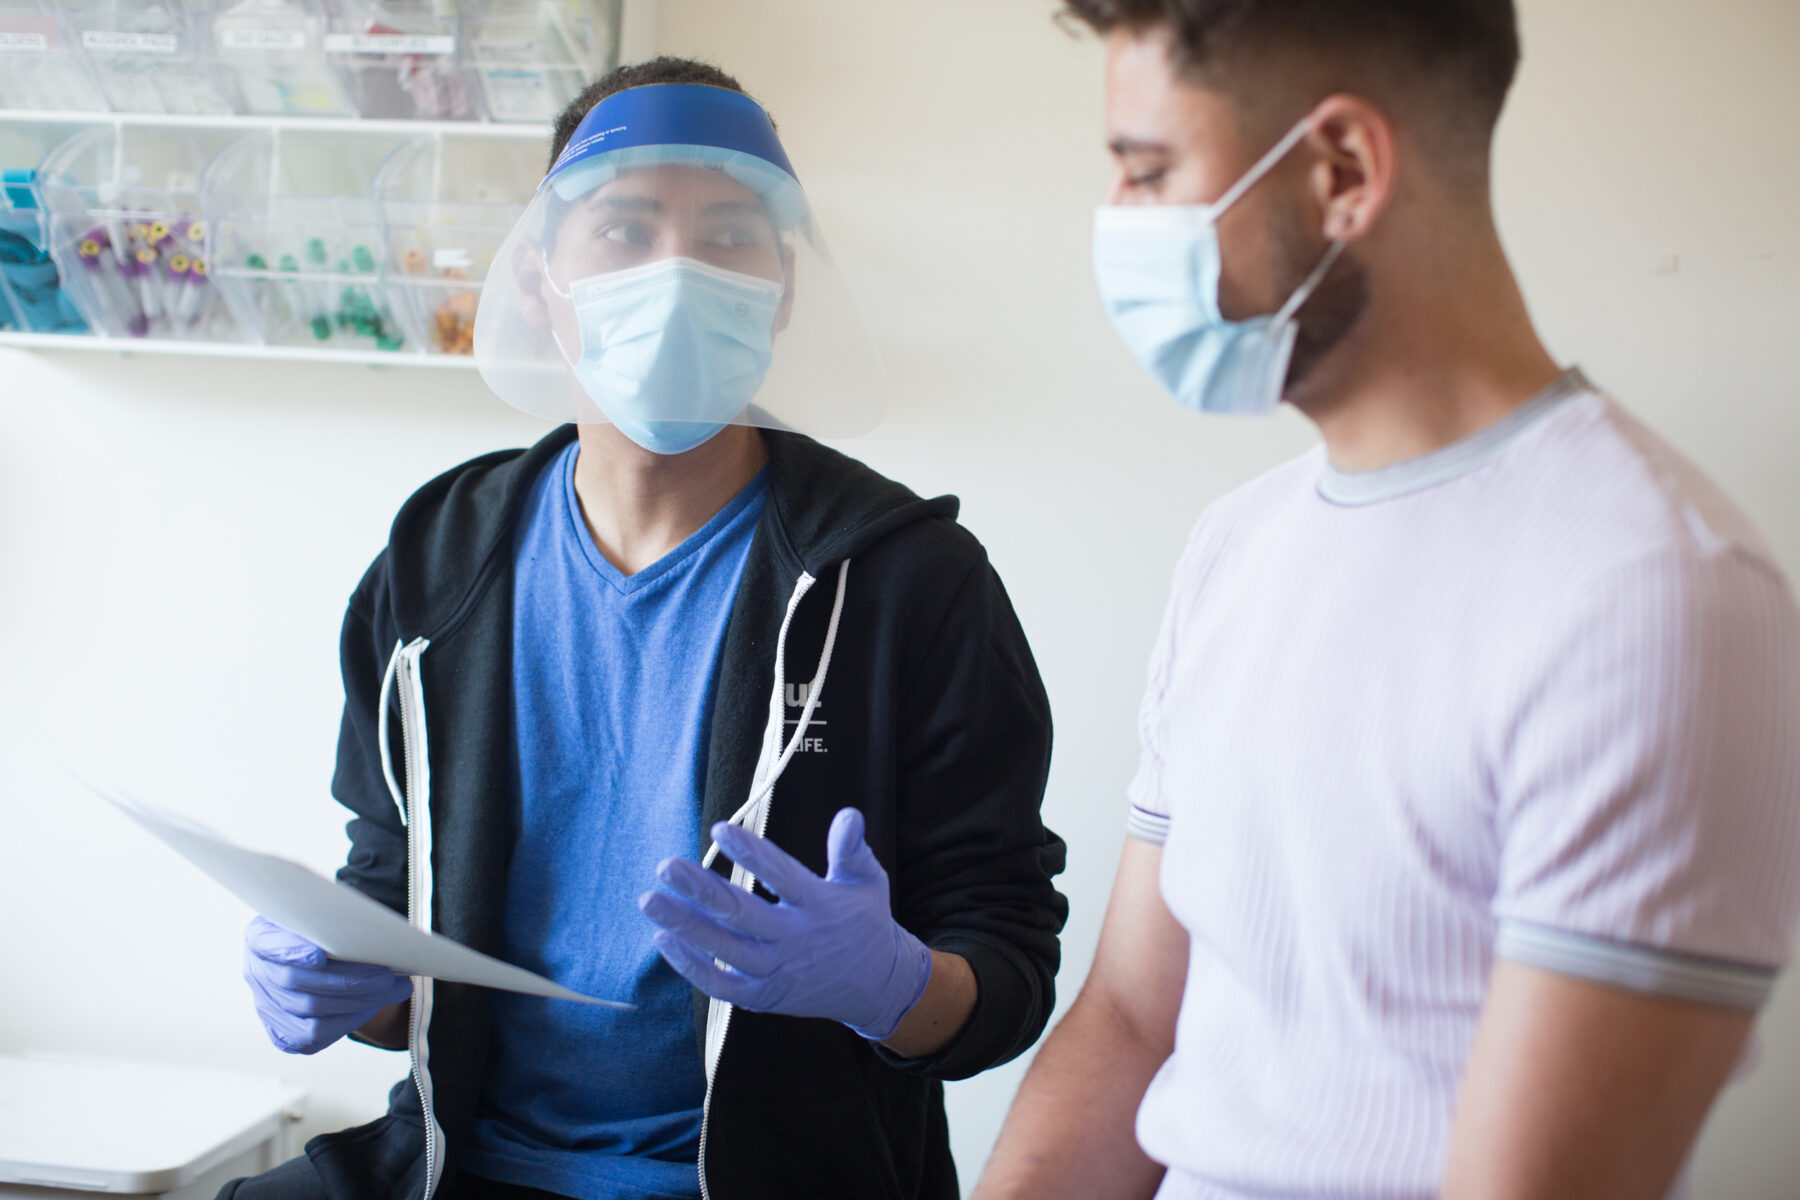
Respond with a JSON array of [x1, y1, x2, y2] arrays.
[[823, 807, 884, 885], [268, 1012, 367, 1055], [653, 858, 786, 939], [709, 821, 819, 903], [263, 973, 412, 1017], [247, 953, 413, 1001], [248, 978, 370, 1055], [652, 929, 766, 1010], [245, 915, 328, 967], [639, 888, 781, 977]]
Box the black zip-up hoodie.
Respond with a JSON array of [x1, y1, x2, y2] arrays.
[[272, 425, 1067, 1200]]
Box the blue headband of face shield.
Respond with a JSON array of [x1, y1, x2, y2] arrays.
[[542, 83, 809, 231]]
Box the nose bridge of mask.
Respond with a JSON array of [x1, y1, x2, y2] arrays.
[[546, 255, 783, 360]]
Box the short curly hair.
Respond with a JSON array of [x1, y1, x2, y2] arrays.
[[1062, 0, 1520, 175]]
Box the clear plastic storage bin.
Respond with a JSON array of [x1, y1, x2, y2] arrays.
[[64, 0, 237, 115], [322, 1, 479, 120], [460, 0, 613, 123], [0, 0, 109, 111], [37, 123, 240, 339], [375, 133, 533, 355], [0, 126, 88, 333], [205, 0, 354, 116], [203, 128, 409, 350]]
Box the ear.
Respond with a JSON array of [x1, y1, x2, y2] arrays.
[[515, 237, 554, 331], [1303, 94, 1396, 242], [772, 241, 796, 335]]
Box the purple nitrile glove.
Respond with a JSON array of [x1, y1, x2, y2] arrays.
[[640, 807, 933, 1043], [242, 915, 413, 1055]]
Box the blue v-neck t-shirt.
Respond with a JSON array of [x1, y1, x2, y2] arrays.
[[463, 440, 768, 1200]]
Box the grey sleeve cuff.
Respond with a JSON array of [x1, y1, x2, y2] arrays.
[[1127, 804, 1171, 846], [1496, 920, 1777, 1011]]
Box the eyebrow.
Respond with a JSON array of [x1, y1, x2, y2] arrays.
[[702, 200, 769, 220], [582, 194, 663, 215], [1108, 136, 1170, 157]]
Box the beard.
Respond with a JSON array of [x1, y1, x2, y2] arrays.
[[1268, 196, 1369, 395]]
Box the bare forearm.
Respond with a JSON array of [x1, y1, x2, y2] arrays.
[[882, 950, 977, 1059], [350, 999, 410, 1050], [973, 987, 1168, 1200]]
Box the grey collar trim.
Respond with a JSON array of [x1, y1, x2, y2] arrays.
[[1317, 367, 1593, 507]]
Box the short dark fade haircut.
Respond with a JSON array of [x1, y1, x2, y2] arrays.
[[1062, 0, 1520, 176], [547, 56, 762, 174]]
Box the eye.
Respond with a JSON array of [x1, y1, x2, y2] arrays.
[[709, 225, 761, 249], [600, 221, 653, 246], [1127, 168, 1167, 190]]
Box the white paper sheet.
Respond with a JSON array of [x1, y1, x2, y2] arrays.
[[92, 782, 630, 1008]]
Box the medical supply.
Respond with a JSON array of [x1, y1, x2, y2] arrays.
[[38, 124, 240, 340], [643, 809, 934, 1042], [75, 227, 147, 334], [1092, 115, 1344, 417], [209, 0, 353, 116], [432, 288, 477, 353], [375, 133, 535, 355], [1, 0, 620, 119], [64, 0, 236, 115], [0, 166, 85, 333], [0, 0, 108, 111], [163, 250, 212, 327], [340, 241, 403, 346], [203, 128, 405, 348], [323, 2, 476, 120], [474, 81, 888, 441], [62, 212, 210, 338], [273, 250, 321, 339], [133, 243, 164, 321], [462, 0, 607, 123]]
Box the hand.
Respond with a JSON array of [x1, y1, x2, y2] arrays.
[[242, 916, 413, 1055], [640, 808, 933, 1042]]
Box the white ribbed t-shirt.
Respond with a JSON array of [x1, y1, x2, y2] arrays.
[[1129, 371, 1800, 1199]]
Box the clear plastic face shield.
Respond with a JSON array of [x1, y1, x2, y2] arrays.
[[474, 83, 884, 453]]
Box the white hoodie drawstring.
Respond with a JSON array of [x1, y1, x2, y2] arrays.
[[701, 559, 851, 872], [377, 639, 408, 828]]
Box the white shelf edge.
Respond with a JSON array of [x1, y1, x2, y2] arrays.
[[0, 330, 480, 369], [0, 110, 549, 140]]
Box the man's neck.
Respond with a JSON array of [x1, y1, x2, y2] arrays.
[[571, 423, 769, 576], [1292, 219, 1564, 474]]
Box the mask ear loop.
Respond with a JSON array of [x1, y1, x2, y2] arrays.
[[540, 248, 573, 300], [540, 248, 579, 366], [1274, 237, 1346, 328], [1206, 114, 1319, 220]]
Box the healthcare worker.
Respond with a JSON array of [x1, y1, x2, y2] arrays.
[[977, 3, 1800, 1199], [224, 57, 1066, 1200]]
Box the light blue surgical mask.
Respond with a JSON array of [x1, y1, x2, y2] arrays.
[[1092, 116, 1345, 417], [547, 255, 783, 455]]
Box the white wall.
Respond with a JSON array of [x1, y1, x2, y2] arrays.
[[2, 0, 1796, 1193]]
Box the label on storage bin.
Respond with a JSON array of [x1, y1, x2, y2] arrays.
[[324, 33, 455, 55], [0, 32, 49, 51], [219, 29, 309, 51], [82, 30, 179, 54], [433, 248, 473, 271]]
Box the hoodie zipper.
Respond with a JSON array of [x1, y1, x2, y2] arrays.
[[696, 562, 850, 1199], [387, 637, 445, 1200]]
